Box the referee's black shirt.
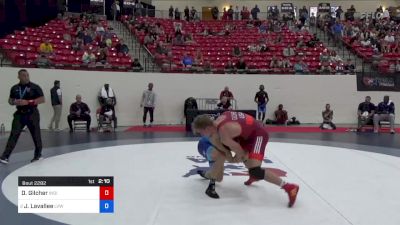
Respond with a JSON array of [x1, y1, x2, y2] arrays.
[[9, 82, 44, 112]]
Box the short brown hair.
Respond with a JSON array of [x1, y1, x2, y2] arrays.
[[192, 115, 214, 132]]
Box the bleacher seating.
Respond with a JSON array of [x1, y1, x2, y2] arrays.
[[0, 18, 133, 71]]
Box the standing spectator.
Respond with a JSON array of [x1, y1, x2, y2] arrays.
[[234, 6, 240, 20], [141, 83, 156, 127], [274, 104, 288, 125], [111, 0, 121, 20], [175, 8, 181, 20], [336, 6, 343, 19], [98, 83, 116, 106], [254, 84, 269, 122], [0, 69, 45, 164], [67, 95, 91, 133], [227, 6, 234, 20], [220, 86, 234, 101], [374, 95, 395, 134], [190, 7, 197, 21], [357, 96, 375, 131], [48, 80, 62, 131], [320, 104, 336, 129], [184, 6, 190, 21], [169, 6, 174, 19], [251, 5, 260, 20], [241, 6, 250, 20], [211, 6, 219, 20], [332, 21, 344, 47]]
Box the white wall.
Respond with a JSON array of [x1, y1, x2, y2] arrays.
[[0, 67, 398, 130], [152, 0, 398, 14]]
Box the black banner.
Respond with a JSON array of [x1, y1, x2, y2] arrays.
[[281, 3, 293, 13], [19, 176, 114, 186], [318, 3, 331, 13], [185, 109, 257, 132], [357, 73, 400, 91]]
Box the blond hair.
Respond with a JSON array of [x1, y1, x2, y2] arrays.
[[192, 115, 214, 132]]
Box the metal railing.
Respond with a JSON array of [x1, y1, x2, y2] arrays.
[[195, 98, 238, 110]]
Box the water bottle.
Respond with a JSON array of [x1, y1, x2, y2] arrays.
[[0, 123, 5, 135]]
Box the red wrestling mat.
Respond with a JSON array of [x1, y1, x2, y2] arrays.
[[125, 125, 354, 133]]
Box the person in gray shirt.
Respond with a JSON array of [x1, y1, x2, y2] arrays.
[[141, 83, 156, 127]]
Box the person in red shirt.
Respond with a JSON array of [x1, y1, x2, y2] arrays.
[[219, 86, 234, 101], [192, 112, 299, 207]]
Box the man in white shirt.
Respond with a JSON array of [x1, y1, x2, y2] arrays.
[[141, 83, 156, 127]]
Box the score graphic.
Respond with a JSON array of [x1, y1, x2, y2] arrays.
[[18, 176, 114, 213]]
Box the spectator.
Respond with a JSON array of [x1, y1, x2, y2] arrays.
[[283, 46, 296, 57], [270, 56, 282, 68], [224, 60, 235, 73], [344, 58, 356, 74], [174, 8, 181, 20], [132, 58, 144, 71], [374, 95, 395, 133], [294, 58, 308, 74], [39, 39, 54, 54], [217, 96, 232, 110], [251, 5, 260, 20], [67, 95, 91, 133], [82, 31, 93, 45], [227, 6, 234, 20], [306, 34, 319, 47], [211, 6, 219, 20], [169, 6, 174, 19], [254, 84, 269, 122], [115, 39, 129, 54], [35, 54, 53, 68], [140, 83, 156, 127], [98, 98, 117, 131], [281, 58, 293, 69], [320, 104, 336, 130], [143, 33, 155, 46], [236, 57, 247, 71], [182, 53, 193, 67], [318, 61, 333, 74], [234, 6, 240, 20], [194, 49, 203, 65], [241, 6, 250, 20], [335, 60, 346, 75], [220, 86, 234, 101], [336, 6, 343, 19], [155, 41, 169, 56], [184, 6, 190, 21], [330, 51, 342, 63], [82, 50, 96, 64], [274, 104, 288, 125], [72, 39, 84, 51], [232, 45, 242, 57], [96, 49, 108, 65], [202, 60, 212, 73], [320, 50, 330, 63], [357, 96, 375, 131], [190, 7, 198, 21]]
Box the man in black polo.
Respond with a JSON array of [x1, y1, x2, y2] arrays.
[[48, 80, 62, 131], [68, 95, 91, 132], [0, 69, 45, 164], [254, 84, 269, 122]]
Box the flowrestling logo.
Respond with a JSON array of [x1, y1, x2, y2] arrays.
[[183, 156, 286, 178]]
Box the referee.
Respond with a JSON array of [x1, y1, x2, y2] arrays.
[[0, 69, 45, 164]]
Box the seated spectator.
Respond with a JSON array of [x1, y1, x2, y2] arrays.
[[320, 104, 336, 129], [232, 45, 242, 57], [35, 54, 53, 68], [132, 58, 144, 71], [39, 39, 54, 55], [173, 33, 185, 45], [155, 41, 169, 56], [294, 58, 308, 74], [236, 57, 247, 71], [143, 33, 155, 46], [344, 58, 356, 74], [96, 49, 108, 65], [335, 60, 345, 75], [224, 60, 235, 73], [318, 61, 333, 75], [98, 83, 116, 106], [281, 58, 292, 69], [184, 33, 196, 44], [306, 34, 319, 47], [72, 39, 84, 51], [296, 37, 306, 48], [202, 59, 212, 73], [68, 95, 91, 133], [217, 96, 232, 110], [82, 31, 93, 45], [319, 50, 330, 63], [98, 98, 117, 131], [270, 56, 282, 68], [182, 53, 193, 67], [82, 50, 96, 64], [374, 95, 395, 133], [357, 96, 375, 131], [247, 43, 258, 52], [283, 46, 296, 57], [330, 51, 342, 63], [194, 49, 203, 65], [274, 104, 288, 125], [115, 39, 129, 54]]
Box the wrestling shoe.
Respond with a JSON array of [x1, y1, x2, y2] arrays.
[[244, 176, 260, 186], [205, 183, 219, 199], [31, 157, 44, 163], [282, 183, 299, 208], [0, 157, 9, 164], [197, 170, 210, 180]]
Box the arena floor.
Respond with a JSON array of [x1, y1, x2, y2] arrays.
[[0, 130, 400, 225]]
